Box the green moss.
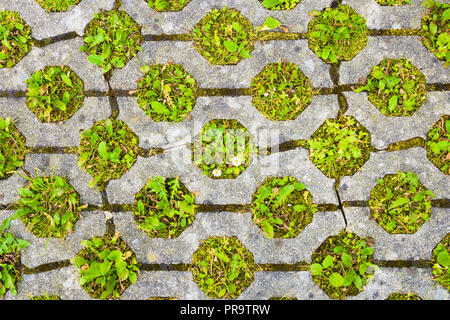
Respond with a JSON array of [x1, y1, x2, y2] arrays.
[[25, 66, 85, 123], [72, 232, 140, 299], [78, 119, 139, 190], [132, 176, 197, 238], [250, 61, 313, 121], [0, 117, 27, 179], [0, 10, 33, 68], [368, 172, 434, 234], [308, 116, 372, 179], [268, 296, 298, 300], [17, 173, 86, 238], [259, 0, 302, 10], [191, 236, 258, 299], [81, 9, 143, 73], [191, 7, 255, 65], [192, 119, 256, 179], [376, 0, 412, 5], [31, 294, 61, 300], [426, 115, 449, 175], [307, 5, 367, 64], [148, 296, 178, 300], [355, 58, 427, 117], [136, 63, 198, 122], [431, 233, 449, 291], [147, 0, 191, 11], [251, 177, 317, 238], [36, 0, 81, 12], [386, 137, 426, 152], [421, 0, 450, 67], [386, 293, 422, 300], [310, 231, 377, 300]]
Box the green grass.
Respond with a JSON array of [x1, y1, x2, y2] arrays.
[[421, 0, 450, 67], [72, 232, 140, 299], [250, 61, 313, 121], [81, 9, 143, 73], [355, 58, 427, 117], [192, 119, 256, 179], [16, 173, 86, 239], [431, 233, 449, 291], [36, 0, 81, 12], [368, 172, 434, 234], [0, 117, 27, 179], [147, 0, 191, 11], [78, 119, 139, 190], [259, 0, 302, 10], [137, 63, 198, 122], [26, 66, 85, 123], [132, 176, 197, 238], [310, 231, 377, 299], [308, 116, 372, 179], [31, 294, 61, 300], [251, 177, 317, 238], [307, 4, 367, 64], [191, 236, 258, 299], [427, 115, 449, 174], [376, 0, 412, 5], [0, 10, 33, 68], [191, 7, 255, 65], [386, 293, 422, 300]]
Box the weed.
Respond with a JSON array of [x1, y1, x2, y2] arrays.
[[431, 233, 449, 291], [259, 0, 302, 10], [427, 115, 449, 174], [0, 117, 27, 179], [192, 119, 256, 179], [310, 231, 378, 299], [386, 293, 422, 300], [308, 116, 372, 179], [251, 177, 317, 238], [31, 294, 61, 300], [250, 61, 313, 121], [78, 119, 139, 190], [369, 172, 434, 234], [0, 10, 33, 68], [191, 7, 254, 65], [137, 63, 198, 122], [355, 58, 427, 117], [72, 231, 140, 299], [132, 177, 197, 238], [147, 0, 191, 11], [25, 66, 84, 123], [421, 0, 450, 67], [376, 0, 412, 5], [36, 0, 81, 12], [191, 236, 258, 299], [307, 4, 367, 64], [15, 172, 86, 238], [81, 9, 143, 73]]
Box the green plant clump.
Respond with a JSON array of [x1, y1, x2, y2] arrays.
[[137, 63, 198, 122], [431, 233, 449, 291], [81, 9, 143, 73], [427, 115, 450, 174], [72, 232, 140, 299], [26, 66, 85, 123], [16, 173, 86, 238], [78, 119, 139, 190], [0, 10, 33, 68], [251, 177, 317, 238], [369, 172, 434, 234], [386, 293, 422, 300], [259, 0, 302, 10], [376, 0, 412, 5], [191, 236, 258, 299], [36, 0, 81, 12], [191, 7, 255, 65], [355, 59, 427, 117], [308, 116, 372, 179], [31, 294, 61, 300], [133, 176, 197, 238], [192, 119, 256, 179], [421, 0, 450, 67], [147, 0, 190, 11], [250, 61, 313, 121], [307, 4, 367, 64], [0, 117, 27, 179], [310, 231, 377, 299]]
